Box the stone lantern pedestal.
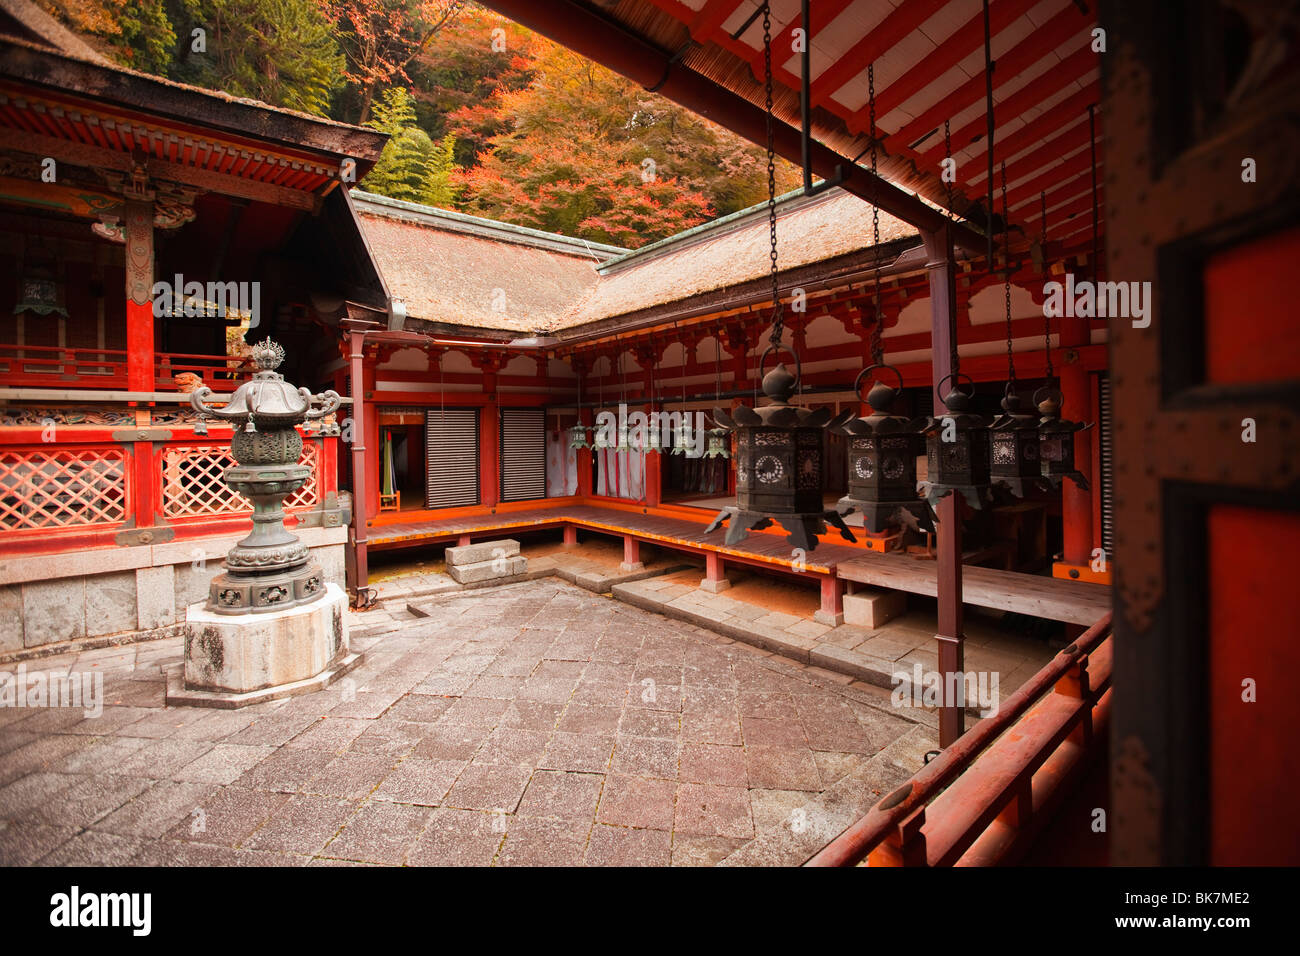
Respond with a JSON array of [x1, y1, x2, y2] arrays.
[[167, 583, 358, 707], [166, 340, 361, 708]]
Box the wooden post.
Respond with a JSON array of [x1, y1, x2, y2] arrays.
[[562, 524, 578, 547], [479, 361, 502, 509], [123, 194, 154, 393], [924, 226, 965, 748], [458, 534, 472, 547], [621, 535, 643, 572], [816, 574, 845, 626], [1059, 313, 1094, 568], [362, 354, 380, 521], [343, 324, 375, 600], [700, 550, 729, 592]]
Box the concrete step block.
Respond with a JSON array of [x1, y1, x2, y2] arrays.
[[445, 538, 520, 567], [843, 588, 906, 629], [447, 555, 528, 584]]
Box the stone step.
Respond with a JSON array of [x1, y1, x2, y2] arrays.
[[445, 538, 520, 568], [446, 554, 528, 584]]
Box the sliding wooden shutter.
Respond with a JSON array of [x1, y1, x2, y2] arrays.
[[1096, 373, 1113, 557], [425, 408, 479, 508], [500, 407, 546, 502]]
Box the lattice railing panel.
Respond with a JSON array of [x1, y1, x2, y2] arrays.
[[0, 447, 128, 531], [161, 442, 319, 519]]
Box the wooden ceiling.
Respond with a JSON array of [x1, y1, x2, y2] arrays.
[[528, 0, 1104, 252]]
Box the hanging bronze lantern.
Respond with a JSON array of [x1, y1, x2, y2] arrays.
[[14, 241, 67, 317], [989, 384, 1044, 497], [703, 426, 730, 459], [921, 374, 992, 511], [1035, 386, 1092, 490], [705, 349, 855, 551], [568, 421, 591, 451], [835, 365, 930, 533], [702, 3, 852, 552]]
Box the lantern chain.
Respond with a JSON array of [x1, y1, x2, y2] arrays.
[[1001, 160, 1014, 384], [869, 63, 883, 367], [944, 119, 959, 378], [762, 3, 783, 349]]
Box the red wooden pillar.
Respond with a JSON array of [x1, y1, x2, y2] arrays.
[[123, 194, 154, 393], [577, 404, 593, 498], [621, 534, 643, 572], [1058, 312, 1095, 569], [924, 225, 965, 748], [361, 351, 380, 521], [476, 353, 503, 509], [816, 574, 845, 626], [458, 534, 472, 547], [562, 524, 578, 547], [700, 550, 729, 592], [342, 323, 376, 599], [645, 366, 663, 508], [725, 324, 749, 497]]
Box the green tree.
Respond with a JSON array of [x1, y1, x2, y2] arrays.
[[36, 0, 175, 73], [364, 87, 458, 206], [169, 0, 345, 117]]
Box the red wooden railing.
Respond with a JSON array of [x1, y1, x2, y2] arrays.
[[806, 610, 1113, 867], [0, 424, 340, 556], [0, 344, 251, 392]]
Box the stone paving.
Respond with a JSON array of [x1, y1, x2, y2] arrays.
[[0, 579, 934, 866]]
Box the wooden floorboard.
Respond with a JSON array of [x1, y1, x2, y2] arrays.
[[836, 552, 1110, 625], [367, 504, 860, 574]]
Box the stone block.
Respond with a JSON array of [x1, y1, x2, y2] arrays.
[[446, 555, 527, 584], [445, 539, 520, 567], [173, 561, 213, 611], [85, 570, 138, 638], [22, 577, 85, 647], [313, 543, 347, 589], [181, 583, 349, 696], [699, 577, 731, 593], [843, 588, 906, 629], [137, 565, 177, 630], [0, 584, 22, 652]]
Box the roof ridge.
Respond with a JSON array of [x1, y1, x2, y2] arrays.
[[351, 190, 629, 260]]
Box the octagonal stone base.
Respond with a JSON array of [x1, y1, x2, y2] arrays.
[[169, 583, 358, 707]]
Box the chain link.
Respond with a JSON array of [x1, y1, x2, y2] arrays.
[[867, 63, 885, 365], [762, 3, 783, 350], [943, 118, 959, 377], [1001, 160, 1014, 384]]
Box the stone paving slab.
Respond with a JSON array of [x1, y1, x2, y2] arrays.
[[614, 578, 1049, 715], [0, 578, 931, 867]]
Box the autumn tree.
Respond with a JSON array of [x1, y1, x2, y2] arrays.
[[364, 87, 458, 206], [452, 43, 797, 246], [35, 0, 174, 73], [406, 7, 543, 165], [317, 0, 469, 124]]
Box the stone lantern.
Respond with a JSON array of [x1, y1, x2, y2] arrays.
[[169, 339, 359, 706]]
